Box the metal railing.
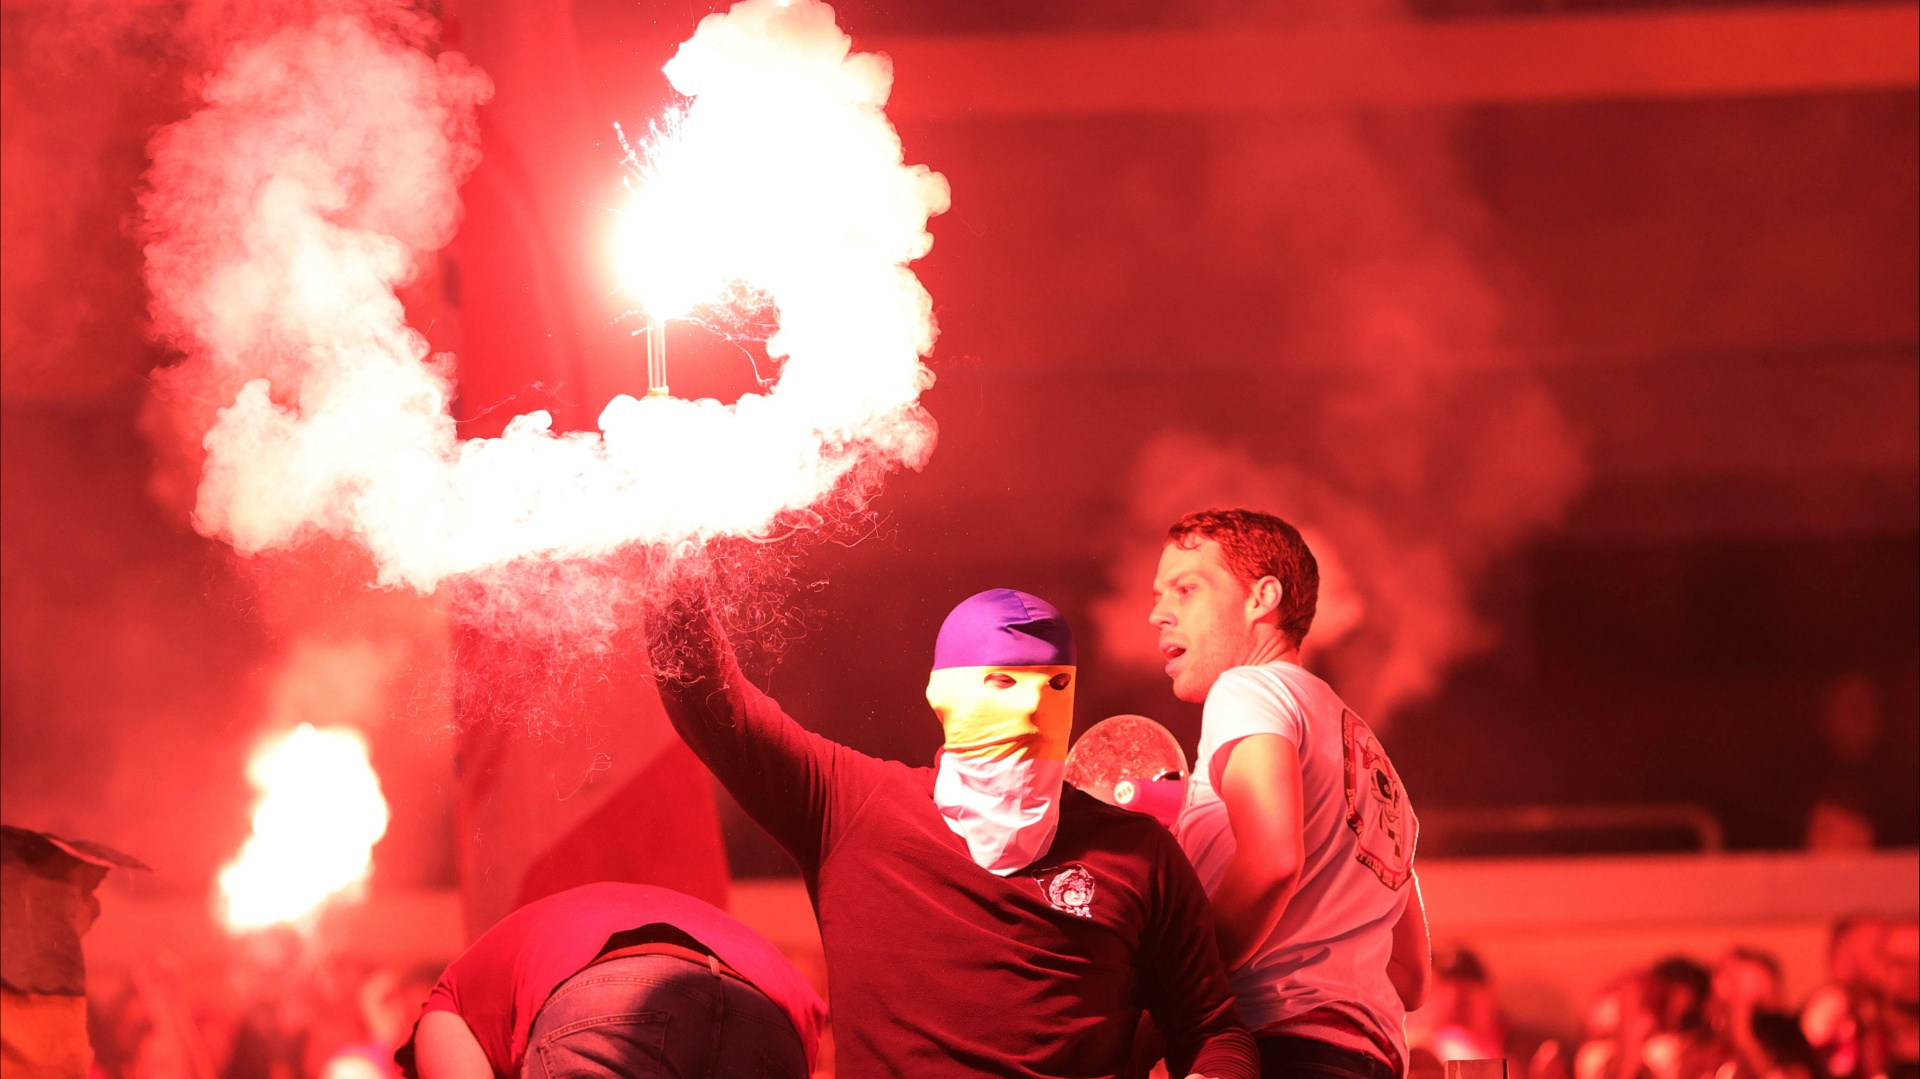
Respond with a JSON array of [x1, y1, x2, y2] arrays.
[[1419, 803, 1726, 855]]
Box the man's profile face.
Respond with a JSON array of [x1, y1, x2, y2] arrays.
[[1149, 538, 1258, 703]]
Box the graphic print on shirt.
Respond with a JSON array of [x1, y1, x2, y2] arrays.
[[1032, 863, 1096, 918], [1340, 709, 1416, 889]]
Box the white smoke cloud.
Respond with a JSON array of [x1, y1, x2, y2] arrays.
[[143, 0, 947, 593], [1090, 112, 1587, 725], [1093, 431, 1489, 721]]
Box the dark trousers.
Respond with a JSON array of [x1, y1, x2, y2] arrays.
[[1258, 1035, 1402, 1079], [523, 953, 807, 1079]]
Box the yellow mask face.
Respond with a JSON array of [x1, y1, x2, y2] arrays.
[[926, 665, 1076, 763]]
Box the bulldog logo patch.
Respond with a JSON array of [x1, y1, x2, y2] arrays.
[[1037, 863, 1095, 918]]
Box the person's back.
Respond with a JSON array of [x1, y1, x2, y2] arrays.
[[400, 882, 822, 1079], [1179, 661, 1417, 1061]]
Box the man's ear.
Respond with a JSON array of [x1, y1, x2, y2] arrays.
[[1248, 576, 1284, 622]]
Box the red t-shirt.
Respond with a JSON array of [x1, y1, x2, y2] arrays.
[[404, 882, 823, 1077]]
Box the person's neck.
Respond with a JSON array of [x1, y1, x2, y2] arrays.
[[1240, 624, 1298, 669]]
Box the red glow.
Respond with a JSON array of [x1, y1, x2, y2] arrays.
[[218, 723, 390, 932]]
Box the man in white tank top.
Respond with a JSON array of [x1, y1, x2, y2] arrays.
[[1149, 509, 1432, 1079]]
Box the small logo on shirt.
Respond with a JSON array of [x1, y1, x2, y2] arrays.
[[1037, 863, 1096, 918]]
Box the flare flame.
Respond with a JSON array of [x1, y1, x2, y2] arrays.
[[218, 723, 390, 932], [143, 0, 947, 592]]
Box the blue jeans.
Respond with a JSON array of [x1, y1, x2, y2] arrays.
[[523, 954, 808, 1079]]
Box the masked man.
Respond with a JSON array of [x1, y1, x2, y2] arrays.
[[648, 585, 1257, 1079], [1150, 510, 1431, 1079]]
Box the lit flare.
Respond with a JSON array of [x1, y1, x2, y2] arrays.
[[143, 0, 949, 592], [218, 723, 390, 932]]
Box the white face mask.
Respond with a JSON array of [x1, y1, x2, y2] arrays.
[[932, 751, 1063, 875], [925, 664, 1075, 875]]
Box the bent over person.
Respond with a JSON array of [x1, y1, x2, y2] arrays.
[[398, 882, 823, 1079], [1151, 510, 1432, 1079], [647, 584, 1257, 1079]]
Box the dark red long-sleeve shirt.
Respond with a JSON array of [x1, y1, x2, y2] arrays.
[[652, 604, 1257, 1079]]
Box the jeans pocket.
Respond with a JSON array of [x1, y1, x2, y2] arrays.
[[530, 1011, 670, 1079], [760, 1051, 808, 1079]]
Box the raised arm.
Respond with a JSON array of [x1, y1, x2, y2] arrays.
[[644, 585, 850, 871], [1141, 833, 1261, 1079]]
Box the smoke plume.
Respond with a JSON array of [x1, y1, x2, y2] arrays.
[[143, 0, 947, 594], [1092, 115, 1587, 724]]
